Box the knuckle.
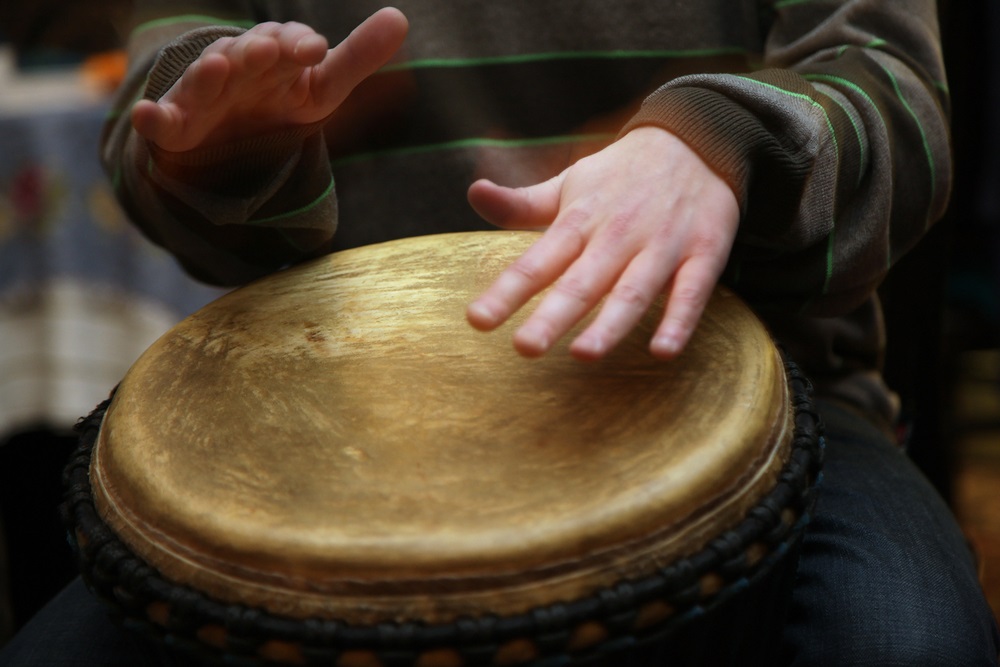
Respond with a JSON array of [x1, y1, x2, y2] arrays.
[[689, 233, 720, 256], [508, 257, 544, 284], [611, 281, 650, 308], [557, 201, 597, 233], [605, 209, 638, 241], [684, 225, 731, 259], [553, 275, 593, 304], [671, 283, 706, 310]]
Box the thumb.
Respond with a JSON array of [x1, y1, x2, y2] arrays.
[[467, 175, 563, 229]]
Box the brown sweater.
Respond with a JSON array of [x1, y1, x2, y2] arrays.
[[101, 0, 952, 427]]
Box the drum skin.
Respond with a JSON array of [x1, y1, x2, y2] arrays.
[[89, 231, 793, 627]]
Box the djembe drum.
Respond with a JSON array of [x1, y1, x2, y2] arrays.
[[63, 231, 822, 666]]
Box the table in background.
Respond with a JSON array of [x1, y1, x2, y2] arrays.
[[0, 63, 225, 642], [0, 87, 225, 435]]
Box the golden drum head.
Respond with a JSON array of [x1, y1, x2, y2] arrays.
[[88, 231, 796, 627]]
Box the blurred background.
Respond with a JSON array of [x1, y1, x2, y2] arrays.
[[0, 0, 226, 644], [0, 0, 997, 649]]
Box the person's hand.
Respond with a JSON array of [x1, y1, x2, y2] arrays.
[[466, 126, 739, 361], [131, 8, 409, 152]]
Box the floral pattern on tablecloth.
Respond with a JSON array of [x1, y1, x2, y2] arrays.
[[0, 102, 225, 435], [0, 103, 223, 316]]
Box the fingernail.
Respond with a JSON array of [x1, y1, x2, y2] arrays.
[[571, 335, 605, 360], [651, 333, 681, 358], [514, 327, 549, 358], [467, 302, 496, 327]]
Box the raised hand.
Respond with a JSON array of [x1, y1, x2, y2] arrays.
[[131, 8, 409, 152], [466, 126, 740, 362]]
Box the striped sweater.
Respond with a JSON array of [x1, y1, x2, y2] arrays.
[[101, 0, 951, 425]]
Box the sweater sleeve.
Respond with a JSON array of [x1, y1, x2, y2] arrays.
[[620, 0, 951, 317], [101, 18, 337, 286]]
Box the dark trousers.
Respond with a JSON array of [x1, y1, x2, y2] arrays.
[[781, 401, 999, 665], [1, 401, 998, 666]]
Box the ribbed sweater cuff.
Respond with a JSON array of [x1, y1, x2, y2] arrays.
[[620, 86, 760, 212], [145, 26, 245, 100], [148, 120, 329, 171]]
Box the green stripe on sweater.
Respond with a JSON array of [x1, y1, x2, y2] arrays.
[[381, 48, 749, 72]]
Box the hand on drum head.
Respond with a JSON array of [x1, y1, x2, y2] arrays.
[[130, 8, 409, 152], [466, 126, 740, 362]]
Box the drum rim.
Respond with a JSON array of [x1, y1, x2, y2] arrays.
[[62, 358, 823, 666]]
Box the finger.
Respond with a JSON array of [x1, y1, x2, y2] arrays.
[[284, 23, 329, 65], [466, 224, 585, 333], [650, 256, 726, 360], [133, 99, 201, 149], [312, 7, 409, 108], [511, 232, 640, 358], [233, 33, 281, 72], [293, 32, 330, 64], [467, 178, 562, 229], [198, 32, 281, 86], [512, 266, 619, 358], [135, 53, 230, 149], [131, 99, 173, 143], [170, 50, 229, 106], [569, 248, 675, 361], [250, 21, 328, 66]]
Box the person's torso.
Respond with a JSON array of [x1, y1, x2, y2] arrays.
[[257, 1, 768, 248]]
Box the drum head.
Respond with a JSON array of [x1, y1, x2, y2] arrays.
[[91, 231, 792, 624]]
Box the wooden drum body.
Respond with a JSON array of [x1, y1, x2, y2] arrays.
[[63, 231, 822, 666]]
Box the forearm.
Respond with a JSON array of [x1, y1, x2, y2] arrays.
[[114, 119, 337, 285]]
